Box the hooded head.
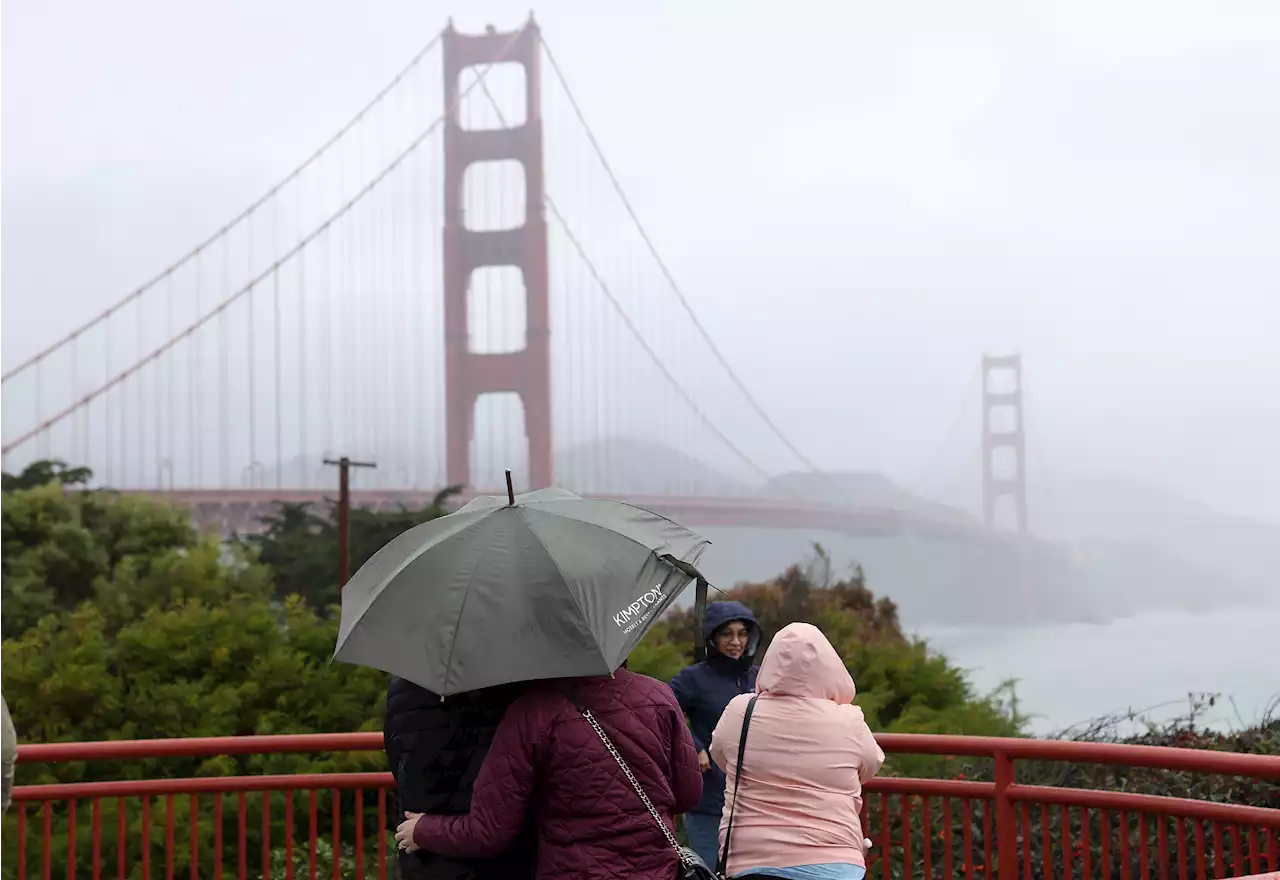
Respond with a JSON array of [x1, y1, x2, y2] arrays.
[[756, 622, 855, 704], [702, 600, 761, 664]]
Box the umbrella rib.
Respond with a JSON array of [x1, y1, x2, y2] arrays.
[[333, 511, 492, 655], [437, 527, 502, 695], [528, 511, 711, 568], [529, 509, 711, 562], [526, 497, 707, 535], [517, 507, 614, 676]]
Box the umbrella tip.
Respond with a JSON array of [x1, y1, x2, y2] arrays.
[[505, 470, 515, 505]]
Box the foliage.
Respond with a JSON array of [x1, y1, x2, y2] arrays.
[[0, 482, 389, 878], [1, 478, 196, 638], [238, 486, 461, 610], [1, 458, 93, 492], [1038, 693, 1279, 807], [866, 698, 1280, 879], [4, 478, 1275, 878]]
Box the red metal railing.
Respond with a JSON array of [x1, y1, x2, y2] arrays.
[[6, 732, 1279, 879]]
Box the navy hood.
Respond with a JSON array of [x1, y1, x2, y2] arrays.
[[702, 600, 761, 658]]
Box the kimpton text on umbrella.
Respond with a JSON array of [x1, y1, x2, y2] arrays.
[[612, 585, 665, 630]]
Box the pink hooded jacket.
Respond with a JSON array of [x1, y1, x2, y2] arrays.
[[709, 623, 885, 875]]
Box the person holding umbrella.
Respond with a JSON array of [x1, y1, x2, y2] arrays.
[[334, 482, 716, 879], [670, 600, 762, 868]]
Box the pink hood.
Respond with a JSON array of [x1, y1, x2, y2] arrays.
[[756, 622, 857, 704], [709, 622, 883, 875]]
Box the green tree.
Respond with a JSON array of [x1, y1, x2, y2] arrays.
[[241, 487, 461, 610], [1, 480, 195, 638], [1, 459, 94, 492], [1, 485, 388, 878]]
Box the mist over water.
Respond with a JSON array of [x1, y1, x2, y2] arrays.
[[916, 605, 1280, 735]]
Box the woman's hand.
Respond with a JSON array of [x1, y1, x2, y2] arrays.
[[395, 812, 424, 853], [697, 750, 712, 773]]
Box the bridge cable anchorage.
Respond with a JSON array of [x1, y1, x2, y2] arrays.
[[0, 31, 446, 387], [539, 37, 833, 482], [0, 31, 524, 458]]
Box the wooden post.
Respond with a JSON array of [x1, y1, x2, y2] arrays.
[[323, 456, 377, 587]]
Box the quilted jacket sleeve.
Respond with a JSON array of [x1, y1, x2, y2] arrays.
[[412, 699, 537, 858], [668, 696, 704, 814], [668, 667, 706, 753]]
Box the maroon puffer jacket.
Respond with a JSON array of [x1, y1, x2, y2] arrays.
[[413, 668, 703, 880]]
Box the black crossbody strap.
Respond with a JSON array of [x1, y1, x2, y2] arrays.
[[717, 695, 758, 876]]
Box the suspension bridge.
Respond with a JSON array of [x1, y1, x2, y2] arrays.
[[0, 17, 1031, 543]]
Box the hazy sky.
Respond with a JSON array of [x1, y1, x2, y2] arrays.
[[4, 1, 1278, 520]]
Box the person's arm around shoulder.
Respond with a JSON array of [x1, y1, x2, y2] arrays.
[[408, 697, 539, 857]]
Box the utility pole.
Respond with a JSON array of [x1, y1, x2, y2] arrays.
[[323, 456, 377, 588]]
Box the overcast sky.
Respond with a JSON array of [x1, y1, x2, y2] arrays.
[[4, 1, 1278, 521]]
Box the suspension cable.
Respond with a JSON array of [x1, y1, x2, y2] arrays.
[[1, 31, 446, 385], [539, 36, 829, 477], [1, 31, 522, 456]]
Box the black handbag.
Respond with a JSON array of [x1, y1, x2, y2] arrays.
[[716, 695, 759, 879], [571, 695, 717, 880]]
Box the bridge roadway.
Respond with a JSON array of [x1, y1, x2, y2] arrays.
[[129, 488, 1014, 544]]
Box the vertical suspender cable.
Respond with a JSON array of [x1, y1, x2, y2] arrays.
[[220, 238, 231, 486], [247, 209, 258, 487]]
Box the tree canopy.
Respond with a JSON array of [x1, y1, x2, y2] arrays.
[[238, 487, 460, 610]]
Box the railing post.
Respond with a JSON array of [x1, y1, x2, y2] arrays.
[[994, 751, 1017, 879]]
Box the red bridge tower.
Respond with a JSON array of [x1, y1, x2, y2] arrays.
[[442, 19, 552, 490]]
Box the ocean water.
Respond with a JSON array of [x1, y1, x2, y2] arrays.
[[912, 603, 1280, 735]]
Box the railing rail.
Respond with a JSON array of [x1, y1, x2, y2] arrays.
[[6, 732, 1280, 879]]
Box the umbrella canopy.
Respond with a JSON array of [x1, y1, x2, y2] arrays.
[[333, 487, 710, 695]]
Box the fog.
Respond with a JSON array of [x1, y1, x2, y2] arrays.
[[5, 1, 1278, 527], [4, 3, 1278, 517], [5, 0, 1280, 731]]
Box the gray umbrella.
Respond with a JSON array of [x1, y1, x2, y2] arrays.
[[332, 486, 710, 695]]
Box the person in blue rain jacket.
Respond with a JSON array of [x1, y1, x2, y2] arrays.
[[669, 600, 761, 868]]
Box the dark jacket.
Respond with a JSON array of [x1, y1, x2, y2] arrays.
[[383, 677, 535, 880], [669, 600, 760, 816], [412, 668, 703, 880]]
